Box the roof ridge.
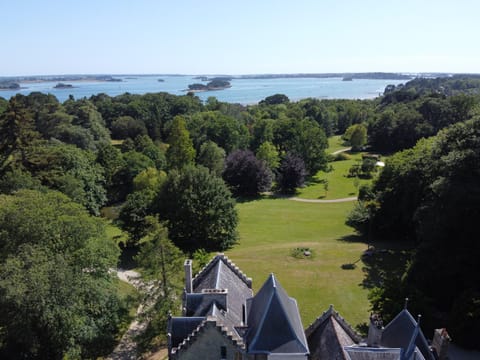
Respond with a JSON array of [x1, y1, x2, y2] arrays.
[[305, 305, 362, 343], [173, 316, 245, 354], [192, 253, 252, 289]]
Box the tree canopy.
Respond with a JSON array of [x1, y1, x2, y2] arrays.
[[155, 166, 238, 251], [0, 190, 122, 359]]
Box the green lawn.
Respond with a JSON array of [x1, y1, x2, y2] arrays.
[[327, 135, 349, 153], [297, 152, 373, 200], [225, 198, 370, 329]]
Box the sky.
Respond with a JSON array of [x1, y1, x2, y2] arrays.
[[1, 0, 479, 76]]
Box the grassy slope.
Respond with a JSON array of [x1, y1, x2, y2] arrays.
[[226, 197, 369, 328], [297, 135, 376, 200]]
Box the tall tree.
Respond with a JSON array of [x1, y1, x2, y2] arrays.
[[276, 153, 307, 194], [223, 149, 273, 196], [166, 116, 195, 169], [0, 190, 122, 359], [197, 140, 226, 176], [135, 218, 184, 347], [156, 166, 238, 251], [256, 141, 280, 172]]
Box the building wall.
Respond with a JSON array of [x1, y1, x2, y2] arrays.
[[175, 323, 243, 360]]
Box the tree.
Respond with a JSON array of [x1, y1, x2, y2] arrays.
[[0, 190, 122, 359], [197, 140, 226, 176], [276, 153, 307, 194], [155, 166, 238, 251], [222, 149, 273, 196], [259, 94, 290, 105], [256, 141, 280, 172], [134, 134, 166, 170], [22, 140, 107, 215], [111, 115, 147, 139], [273, 118, 328, 175], [166, 116, 195, 169], [350, 118, 480, 349], [0, 97, 40, 168], [135, 218, 184, 347], [345, 124, 367, 151]]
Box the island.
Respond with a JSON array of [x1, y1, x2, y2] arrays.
[[342, 76, 353, 81], [158, 78, 165, 82], [0, 81, 20, 90], [187, 79, 231, 92], [54, 83, 74, 89]]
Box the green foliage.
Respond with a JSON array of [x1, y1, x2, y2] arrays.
[[274, 117, 328, 174], [166, 116, 196, 169], [133, 218, 184, 350], [187, 111, 249, 153], [0, 190, 122, 359], [22, 140, 107, 215], [197, 140, 226, 176], [259, 93, 290, 105], [345, 124, 367, 151], [111, 115, 147, 139], [356, 118, 480, 349], [156, 166, 238, 251], [256, 141, 280, 171]]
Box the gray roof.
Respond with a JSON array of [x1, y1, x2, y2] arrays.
[[168, 316, 204, 349], [344, 347, 402, 360], [192, 254, 253, 327], [381, 309, 434, 360], [245, 274, 309, 355], [306, 305, 362, 360]]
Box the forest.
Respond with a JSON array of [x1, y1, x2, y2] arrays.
[[0, 75, 479, 357]]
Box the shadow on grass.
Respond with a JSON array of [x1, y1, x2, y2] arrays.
[[360, 247, 411, 289], [337, 234, 367, 244]]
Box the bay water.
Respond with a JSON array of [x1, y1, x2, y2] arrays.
[[0, 75, 405, 104]]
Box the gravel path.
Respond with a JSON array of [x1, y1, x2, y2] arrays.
[[106, 269, 157, 360]]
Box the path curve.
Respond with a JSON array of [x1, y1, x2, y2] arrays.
[[331, 147, 352, 155], [289, 196, 357, 203], [287, 146, 356, 203]]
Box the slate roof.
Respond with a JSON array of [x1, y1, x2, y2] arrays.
[[168, 316, 205, 350], [381, 309, 434, 360], [172, 316, 245, 356], [245, 273, 309, 355], [306, 305, 362, 360], [344, 347, 402, 360], [191, 254, 253, 327]]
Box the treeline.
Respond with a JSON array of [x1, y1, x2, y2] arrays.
[[1, 74, 480, 355], [346, 93, 480, 347]]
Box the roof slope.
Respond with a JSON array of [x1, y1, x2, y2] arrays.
[[381, 309, 434, 360], [344, 347, 402, 360], [191, 254, 253, 327], [246, 274, 309, 355], [306, 305, 362, 360]]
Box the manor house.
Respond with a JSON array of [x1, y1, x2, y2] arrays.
[[167, 254, 450, 360]]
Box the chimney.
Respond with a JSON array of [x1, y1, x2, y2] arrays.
[[367, 313, 384, 347], [184, 259, 192, 293], [431, 328, 451, 360]]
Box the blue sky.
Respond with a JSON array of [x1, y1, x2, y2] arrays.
[[1, 0, 479, 75]]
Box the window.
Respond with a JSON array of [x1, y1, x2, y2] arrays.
[[220, 346, 227, 359]]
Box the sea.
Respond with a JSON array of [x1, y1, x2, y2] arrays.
[[0, 75, 406, 104]]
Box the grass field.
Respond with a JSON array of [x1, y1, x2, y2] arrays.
[[295, 135, 378, 200], [225, 197, 370, 329]]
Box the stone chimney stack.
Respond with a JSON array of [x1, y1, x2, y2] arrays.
[[367, 313, 384, 347], [431, 328, 451, 360], [184, 259, 192, 293]]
